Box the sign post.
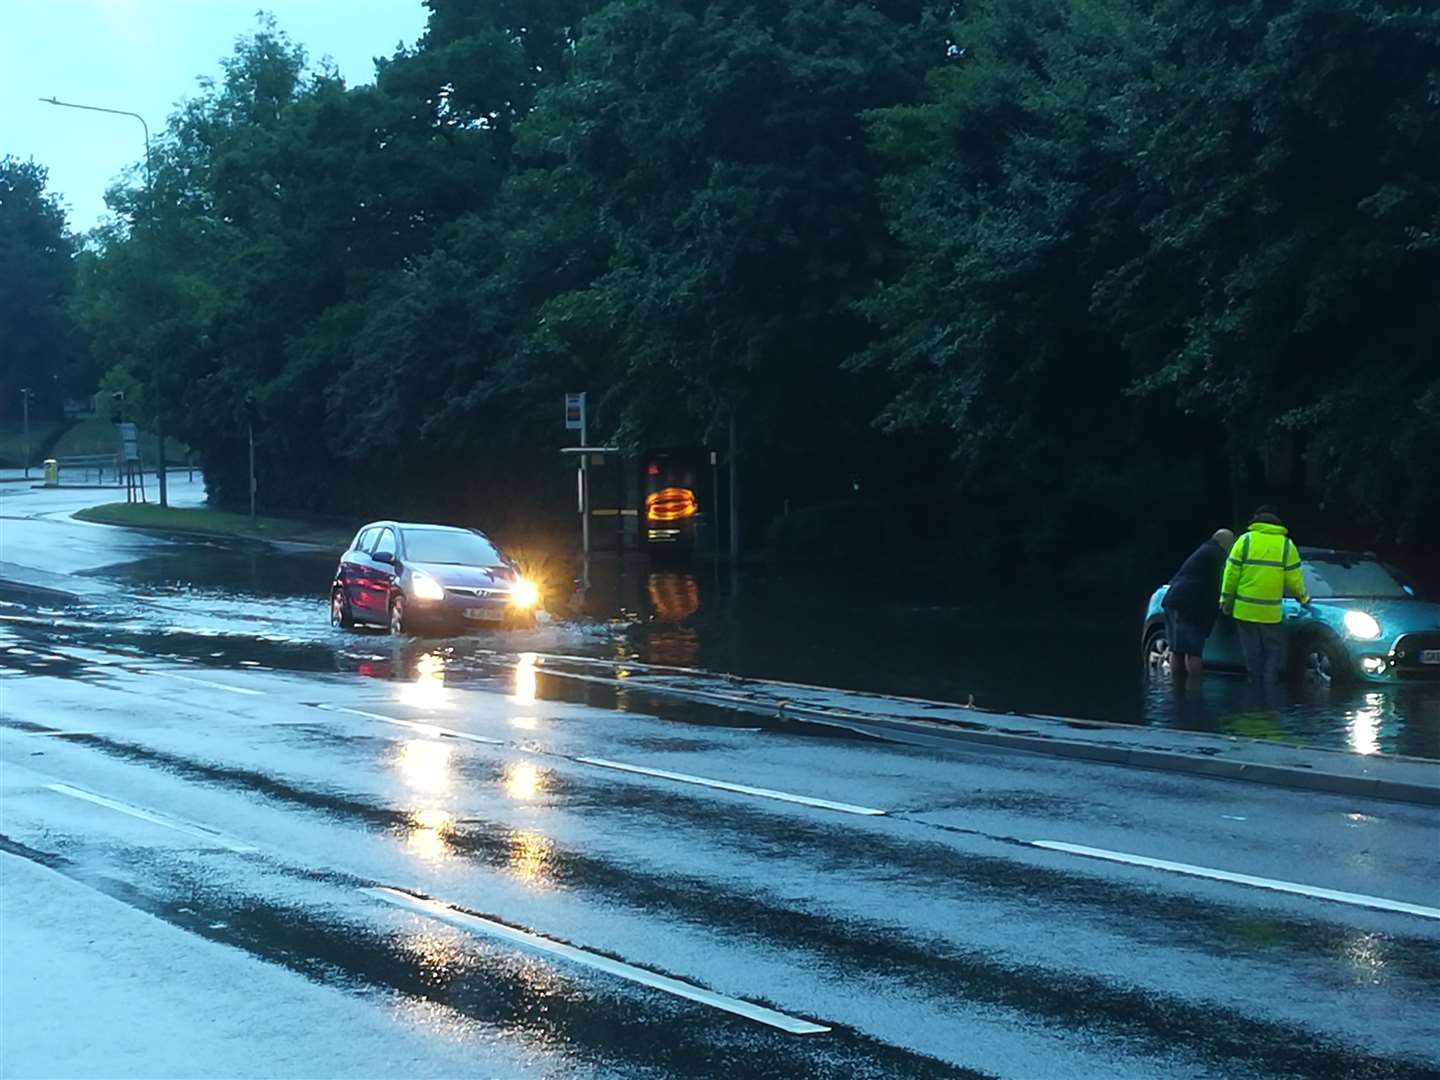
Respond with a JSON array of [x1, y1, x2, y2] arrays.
[[565, 393, 590, 561], [117, 422, 142, 503], [19, 388, 32, 479]]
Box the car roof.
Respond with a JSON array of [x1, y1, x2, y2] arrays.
[[357, 521, 476, 533], [1298, 547, 1380, 561]]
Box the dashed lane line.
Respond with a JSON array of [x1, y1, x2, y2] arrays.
[[43, 782, 258, 854], [575, 757, 885, 816], [364, 886, 832, 1035], [313, 704, 504, 745], [1030, 840, 1440, 921], [309, 702, 881, 816], [141, 669, 266, 696]]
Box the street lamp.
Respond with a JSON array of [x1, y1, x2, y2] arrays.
[[39, 95, 168, 507], [19, 388, 34, 478]]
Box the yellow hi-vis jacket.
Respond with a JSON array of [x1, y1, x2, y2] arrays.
[[1220, 522, 1310, 624]]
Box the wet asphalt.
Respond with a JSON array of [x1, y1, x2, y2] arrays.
[[2, 476, 1439, 1078]]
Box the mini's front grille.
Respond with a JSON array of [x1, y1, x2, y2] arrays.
[[1390, 632, 1440, 674]]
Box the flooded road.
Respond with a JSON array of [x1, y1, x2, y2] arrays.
[[3, 480, 1439, 1078], [79, 544, 1440, 759]]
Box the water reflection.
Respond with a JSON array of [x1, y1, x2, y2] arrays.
[[503, 761, 546, 800], [405, 808, 454, 862], [1347, 693, 1383, 755], [1343, 931, 1389, 986], [647, 574, 700, 621], [396, 739, 452, 794], [398, 651, 450, 711], [644, 573, 700, 666], [513, 652, 538, 705], [407, 931, 466, 994], [509, 829, 555, 889]]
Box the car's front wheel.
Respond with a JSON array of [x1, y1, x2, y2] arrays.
[[1295, 634, 1350, 686], [331, 589, 354, 630], [389, 594, 409, 636], [1142, 623, 1172, 678]]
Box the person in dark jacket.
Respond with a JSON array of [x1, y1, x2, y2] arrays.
[[1161, 528, 1235, 678]]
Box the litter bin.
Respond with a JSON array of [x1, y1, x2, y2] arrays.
[[43, 459, 58, 487]]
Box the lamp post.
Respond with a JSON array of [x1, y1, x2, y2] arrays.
[[39, 95, 168, 507], [19, 388, 34, 478]]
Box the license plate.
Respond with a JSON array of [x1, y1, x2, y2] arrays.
[[463, 607, 495, 620], [1421, 650, 1440, 665]]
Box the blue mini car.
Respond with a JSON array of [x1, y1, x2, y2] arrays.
[[1142, 548, 1440, 684]]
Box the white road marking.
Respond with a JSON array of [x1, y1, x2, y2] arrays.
[[44, 783, 258, 853], [314, 704, 504, 745], [1031, 840, 1440, 921], [364, 887, 831, 1034], [143, 669, 265, 696], [576, 757, 885, 816]]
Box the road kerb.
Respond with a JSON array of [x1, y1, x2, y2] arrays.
[[772, 702, 1440, 807]]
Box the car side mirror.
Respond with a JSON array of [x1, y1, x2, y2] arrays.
[[373, 551, 396, 565]]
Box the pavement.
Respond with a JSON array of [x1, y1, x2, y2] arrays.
[[1, 474, 1438, 1078]]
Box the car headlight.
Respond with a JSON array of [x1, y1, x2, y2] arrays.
[[1343, 610, 1381, 641], [510, 578, 540, 610], [411, 572, 445, 601]]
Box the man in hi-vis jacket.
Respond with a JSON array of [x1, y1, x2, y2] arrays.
[[1220, 506, 1312, 683]]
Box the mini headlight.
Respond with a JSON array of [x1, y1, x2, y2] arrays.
[[1343, 610, 1381, 641], [510, 578, 540, 610], [411, 572, 445, 601]]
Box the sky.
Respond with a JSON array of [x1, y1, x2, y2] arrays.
[[2, 1, 431, 232]]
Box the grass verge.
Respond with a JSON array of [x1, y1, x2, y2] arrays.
[[74, 503, 355, 548], [52, 417, 190, 463]]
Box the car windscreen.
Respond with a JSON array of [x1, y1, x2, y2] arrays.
[[401, 529, 503, 566], [1303, 559, 1411, 599]]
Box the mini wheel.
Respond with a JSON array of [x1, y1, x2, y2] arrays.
[[1296, 635, 1350, 686], [1142, 624, 1172, 678]]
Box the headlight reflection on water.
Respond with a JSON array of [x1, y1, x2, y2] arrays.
[[405, 808, 455, 862], [1347, 692, 1384, 756], [396, 738, 452, 794], [399, 651, 450, 711], [509, 829, 555, 889], [512, 652, 538, 705], [503, 761, 546, 801]]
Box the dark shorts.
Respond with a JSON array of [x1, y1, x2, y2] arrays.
[[1164, 608, 1210, 657]]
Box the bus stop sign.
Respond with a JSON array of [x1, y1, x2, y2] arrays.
[[564, 392, 586, 432]]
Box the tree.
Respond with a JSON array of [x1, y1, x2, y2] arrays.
[[1100, 0, 1440, 540], [0, 157, 80, 418]]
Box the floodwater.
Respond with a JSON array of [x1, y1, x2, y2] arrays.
[[77, 543, 1440, 760]]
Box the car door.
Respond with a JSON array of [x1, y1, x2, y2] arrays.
[[341, 527, 379, 616], [364, 526, 400, 614], [1204, 613, 1244, 669]]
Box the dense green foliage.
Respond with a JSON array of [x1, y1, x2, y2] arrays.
[[0, 157, 84, 419], [42, 0, 1440, 568]]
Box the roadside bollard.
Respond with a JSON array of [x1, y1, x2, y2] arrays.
[[43, 459, 58, 487]]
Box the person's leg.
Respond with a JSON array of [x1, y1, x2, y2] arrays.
[[1261, 622, 1287, 684], [1175, 615, 1208, 678], [1163, 609, 1184, 679], [1236, 620, 1263, 682]]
